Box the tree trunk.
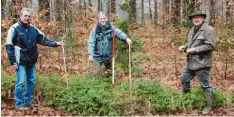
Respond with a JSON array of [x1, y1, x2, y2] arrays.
[[169, 0, 172, 23], [98, 0, 102, 12], [111, 0, 116, 14], [38, 0, 50, 21], [141, 0, 144, 23], [84, 0, 87, 17], [50, 0, 55, 21], [55, 0, 63, 22], [180, 0, 184, 25], [210, 0, 216, 25], [106, 0, 111, 18], [149, 0, 152, 21], [172, 0, 181, 24], [154, 0, 158, 25], [222, 0, 227, 22], [129, 0, 136, 24]]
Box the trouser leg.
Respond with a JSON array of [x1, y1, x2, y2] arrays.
[[181, 67, 194, 93]]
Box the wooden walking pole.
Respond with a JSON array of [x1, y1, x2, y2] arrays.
[[112, 30, 115, 88], [129, 43, 132, 87], [62, 40, 69, 88]]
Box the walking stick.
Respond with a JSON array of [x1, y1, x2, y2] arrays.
[[62, 40, 69, 88], [112, 30, 115, 88], [129, 43, 132, 87]]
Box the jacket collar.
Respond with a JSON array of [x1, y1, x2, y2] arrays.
[[188, 22, 207, 47], [18, 19, 30, 28], [95, 21, 112, 34]]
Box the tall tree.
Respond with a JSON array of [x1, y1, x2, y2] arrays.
[[210, 0, 216, 25], [38, 0, 50, 21], [149, 0, 152, 21], [172, 0, 181, 24], [154, 0, 158, 25], [111, 0, 116, 14], [129, 0, 136, 24], [98, 0, 102, 12], [141, 0, 144, 23], [223, 0, 227, 22], [180, 0, 184, 25]]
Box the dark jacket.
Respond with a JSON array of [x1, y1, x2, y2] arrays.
[[185, 22, 216, 70], [6, 19, 58, 65]]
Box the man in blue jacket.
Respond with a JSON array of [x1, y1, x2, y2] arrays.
[[88, 12, 131, 76], [5, 8, 63, 110]]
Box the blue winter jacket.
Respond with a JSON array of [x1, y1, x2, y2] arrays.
[[6, 19, 58, 65], [88, 22, 128, 62]]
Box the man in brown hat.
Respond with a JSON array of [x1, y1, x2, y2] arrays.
[[178, 11, 216, 114]]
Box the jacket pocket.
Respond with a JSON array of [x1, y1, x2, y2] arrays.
[[189, 55, 205, 70], [95, 35, 103, 50]]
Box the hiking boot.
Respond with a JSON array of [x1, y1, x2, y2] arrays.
[[202, 91, 213, 114], [16, 106, 29, 111]]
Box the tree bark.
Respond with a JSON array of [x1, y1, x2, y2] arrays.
[[38, 0, 50, 21], [141, 0, 144, 23], [154, 0, 158, 25], [222, 0, 227, 22], [180, 0, 184, 25], [111, 0, 116, 14], [129, 0, 136, 24], [149, 0, 152, 21]]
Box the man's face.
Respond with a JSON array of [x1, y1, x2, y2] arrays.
[[192, 15, 204, 26], [98, 14, 108, 26], [20, 11, 31, 24]]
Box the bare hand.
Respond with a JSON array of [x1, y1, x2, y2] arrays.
[[57, 42, 64, 47], [179, 46, 185, 52], [12, 64, 18, 70], [186, 48, 196, 54], [89, 56, 93, 62]]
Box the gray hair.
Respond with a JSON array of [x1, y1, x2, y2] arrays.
[[98, 11, 109, 19], [20, 7, 31, 16]]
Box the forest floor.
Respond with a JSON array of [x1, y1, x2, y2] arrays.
[[1, 29, 234, 116]]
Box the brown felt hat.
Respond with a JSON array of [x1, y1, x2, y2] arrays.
[[188, 11, 206, 20]]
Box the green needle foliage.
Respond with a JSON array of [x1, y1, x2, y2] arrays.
[[1, 74, 233, 115]]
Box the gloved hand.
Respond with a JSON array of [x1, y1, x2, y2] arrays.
[[126, 38, 132, 45]]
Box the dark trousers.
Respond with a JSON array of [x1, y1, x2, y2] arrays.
[[92, 62, 112, 76], [181, 67, 213, 93]]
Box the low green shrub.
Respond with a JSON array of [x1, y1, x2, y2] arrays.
[[1, 74, 232, 115]]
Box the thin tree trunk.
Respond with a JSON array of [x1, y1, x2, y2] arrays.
[[210, 0, 215, 25], [222, 0, 227, 22], [154, 0, 158, 25], [149, 0, 152, 21], [180, 0, 184, 25], [141, 0, 144, 23], [39, 0, 50, 21], [111, 0, 116, 14], [129, 0, 136, 24]]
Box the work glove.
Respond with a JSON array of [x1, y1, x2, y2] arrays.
[[126, 38, 132, 45]]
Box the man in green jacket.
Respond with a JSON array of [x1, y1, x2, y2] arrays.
[[88, 12, 131, 76], [179, 11, 216, 114]]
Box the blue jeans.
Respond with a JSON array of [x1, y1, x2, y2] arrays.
[[15, 64, 36, 107]]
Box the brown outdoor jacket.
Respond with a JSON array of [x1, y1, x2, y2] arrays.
[[185, 22, 216, 70]]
